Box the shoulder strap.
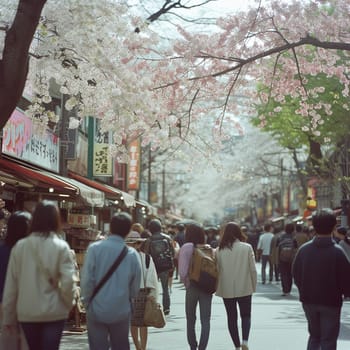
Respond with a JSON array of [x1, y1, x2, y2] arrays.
[[87, 246, 128, 308]]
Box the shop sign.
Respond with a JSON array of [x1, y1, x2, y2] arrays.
[[93, 143, 112, 176], [2, 109, 60, 172], [68, 213, 91, 228], [127, 139, 140, 190]]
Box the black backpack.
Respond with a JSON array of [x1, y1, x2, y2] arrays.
[[278, 236, 297, 263], [148, 236, 174, 274]]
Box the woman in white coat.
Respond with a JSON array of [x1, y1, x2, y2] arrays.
[[215, 222, 257, 350]]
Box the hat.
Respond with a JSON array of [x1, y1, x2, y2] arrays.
[[127, 230, 141, 238], [337, 226, 347, 236], [125, 237, 146, 246]]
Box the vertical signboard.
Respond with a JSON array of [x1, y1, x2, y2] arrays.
[[93, 119, 112, 176], [93, 143, 112, 176], [128, 139, 140, 191]]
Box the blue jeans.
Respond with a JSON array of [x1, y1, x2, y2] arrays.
[[21, 319, 65, 350], [87, 314, 130, 350], [302, 303, 341, 350], [261, 255, 273, 283], [158, 271, 170, 311], [186, 284, 212, 350], [223, 295, 252, 348]]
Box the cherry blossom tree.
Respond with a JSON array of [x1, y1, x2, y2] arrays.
[[1, 0, 349, 163], [156, 0, 350, 140]]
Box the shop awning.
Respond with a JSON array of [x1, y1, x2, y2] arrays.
[[0, 158, 78, 196], [136, 199, 157, 215], [69, 171, 136, 208], [165, 212, 184, 222], [69, 172, 120, 198], [119, 191, 135, 207], [47, 172, 105, 207], [0, 169, 33, 189]]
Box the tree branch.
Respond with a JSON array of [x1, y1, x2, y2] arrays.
[[193, 35, 350, 80]]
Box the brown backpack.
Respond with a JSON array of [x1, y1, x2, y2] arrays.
[[188, 245, 218, 294]]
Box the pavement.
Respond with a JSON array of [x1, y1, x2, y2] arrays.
[[60, 262, 350, 349]]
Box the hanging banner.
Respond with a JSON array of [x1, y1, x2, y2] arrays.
[[128, 139, 140, 191], [93, 143, 112, 176]]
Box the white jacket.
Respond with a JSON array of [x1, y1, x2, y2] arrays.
[[215, 241, 257, 298], [2, 233, 77, 324], [139, 251, 159, 299]]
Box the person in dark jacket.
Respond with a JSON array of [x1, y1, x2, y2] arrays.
[[292, 209, 350, 350], [144, 219, 174, 315], [277, 223, 297, 296]]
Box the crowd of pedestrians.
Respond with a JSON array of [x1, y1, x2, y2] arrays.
[[1, 197, 350, 350]]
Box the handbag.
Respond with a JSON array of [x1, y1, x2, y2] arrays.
[[131, 288, 149, 327], [131, 253, 150, 327], [143, 296, 166, 328]]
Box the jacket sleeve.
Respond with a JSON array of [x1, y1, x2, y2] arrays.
[[80, 244, 96, 307], [2, 247, 19, 325], [248, 245, 257, 292], [58, 244, 78, 309], [338, 252, 350, 297], [291, 250, 301, 288], [167, 235, 175, 258], [178, 243, 193, 287], [129, 251, 142, 299], [257, 236, 262, 250]]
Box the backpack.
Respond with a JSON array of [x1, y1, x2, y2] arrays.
[[278, 236, 297, 263], [188, 245, 218, 294], [148, 236, 174, 274]]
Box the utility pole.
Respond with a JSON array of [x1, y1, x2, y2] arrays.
[[280, 158, 284, 215], [59, 94, 69, 177], [162, 164, 166, 213], [148, 146, 151, 203]]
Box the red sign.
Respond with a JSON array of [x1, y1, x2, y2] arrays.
[[128, 139, 140, 190]]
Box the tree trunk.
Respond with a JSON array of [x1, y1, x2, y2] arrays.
[[306, 138, 323, 175], [291, 148, 308, 196], [0, 0, 47, 130]]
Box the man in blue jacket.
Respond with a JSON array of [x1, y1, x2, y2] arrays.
[[81, 212, 141, 350], [292, 209, 350, 350]]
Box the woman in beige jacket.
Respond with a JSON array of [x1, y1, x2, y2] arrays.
[[215, 222, 257, 350], [2, 200, 77, 350]]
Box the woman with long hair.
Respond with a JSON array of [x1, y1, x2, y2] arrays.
[[178, 223, 213, 350], [216, 222, 257, 350], [2, 200, 77, 350], [0, 210, 31, 350]]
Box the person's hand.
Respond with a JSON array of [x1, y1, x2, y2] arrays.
[[3, 324, 18, 334]]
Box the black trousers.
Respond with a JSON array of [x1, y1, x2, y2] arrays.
[[279, 261, 293, 293]]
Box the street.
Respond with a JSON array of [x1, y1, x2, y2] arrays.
[[60, 262, 350, 350]]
